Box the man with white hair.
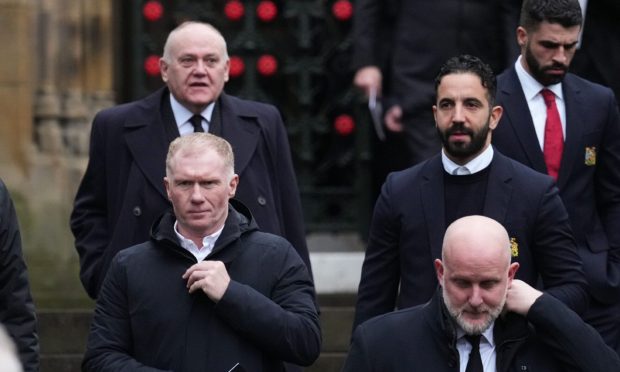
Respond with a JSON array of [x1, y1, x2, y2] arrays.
[[343, 215, 620, 372]]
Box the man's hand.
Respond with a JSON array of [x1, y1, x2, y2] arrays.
[[505, 279, 543, 315], [353, 66, 383, 98], [182, 261, 230, 302], [384, 105, 404, 132]]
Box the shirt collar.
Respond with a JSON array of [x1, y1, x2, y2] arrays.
[[173, 221, 224, 252], [169, 94, 215, 127], [514, 56, 563, 101], [456, 323, 496, 348], [441, 145, 494, 175]]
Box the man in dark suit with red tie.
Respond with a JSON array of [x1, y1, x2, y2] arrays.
[[70, 21, 310, 300], [492, 0, 620, 352]]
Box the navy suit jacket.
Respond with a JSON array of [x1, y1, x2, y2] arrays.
[[71, 87, 309, 298], [493, 67, 620, 303], [353, 150, 588, 329]]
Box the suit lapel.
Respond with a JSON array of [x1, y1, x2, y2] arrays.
[[500, 68, 548, 173], [420, 156, 447, 260], [218, 94, 260, 175], [557, 76, 585, 189], [483, 151, 513, 225], [124, 88, 171, 200]]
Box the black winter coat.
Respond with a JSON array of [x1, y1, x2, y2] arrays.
[[0, 179, 39, 371], [83, 202, 320, 372], [345, 290, 620, 372]]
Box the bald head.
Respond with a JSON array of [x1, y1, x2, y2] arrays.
[[162, 22, 228, 63], [442, 215, 511, 268], [159, 21, 230, 113], [436, 216, 518, 335]]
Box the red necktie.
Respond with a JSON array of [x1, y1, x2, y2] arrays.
[[541, 89, 563, 181]]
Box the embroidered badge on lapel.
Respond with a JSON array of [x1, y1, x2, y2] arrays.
[[585, 146, 597, 166], [510, 238, 519, 257]]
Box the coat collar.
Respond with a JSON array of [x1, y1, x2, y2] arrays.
[[498, 67, 548, 173], [424, 289, 530, 372], [217, 93, 262, 176], [124, 87, 171, 201], [150, 199, 259, 263], [121, 88, 265, 201]]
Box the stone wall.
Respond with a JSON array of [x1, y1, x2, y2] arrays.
[[0, 0, 114, 309]]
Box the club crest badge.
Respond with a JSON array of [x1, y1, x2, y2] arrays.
[[510, 237, 519, 258], [585, 146, 597, 166]]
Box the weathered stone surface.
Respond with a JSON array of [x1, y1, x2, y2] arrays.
[[0, 1, 34, 176]]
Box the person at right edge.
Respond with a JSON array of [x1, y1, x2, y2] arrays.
[[0, 179, 38, 371], [492, 0, 620, 353], [343, 216, 620, 372]]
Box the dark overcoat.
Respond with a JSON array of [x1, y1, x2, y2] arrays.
[[71, 88, 309, 298]]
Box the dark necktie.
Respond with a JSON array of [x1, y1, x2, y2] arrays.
[[189, 114, 205, 133], [541, 89, 563, 181], [465, 335, 483, 372]]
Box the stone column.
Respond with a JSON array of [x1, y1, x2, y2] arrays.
[[27, 0, 114, 308], [0, 0, 34, 182]]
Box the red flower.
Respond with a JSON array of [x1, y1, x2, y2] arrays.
[[257, 1, 278, 22], [144, 55, 161, 77], [257, 54, 278, 76], [332, 0, 353, 21], [143, 1, 164, 22], [224, 0, 245, 21], [334, 114, 355, 136], [229, 56, 245, 78]]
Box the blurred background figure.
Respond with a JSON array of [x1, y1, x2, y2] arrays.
[[0, 323, 24, 372], [0, 179, 38, 372], [571, 0, 620, 104], [352, 0, 523, 194]]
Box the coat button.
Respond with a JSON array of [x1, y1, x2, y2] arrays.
[[132, 206, 142, 216], [257, 196, 267, 206]]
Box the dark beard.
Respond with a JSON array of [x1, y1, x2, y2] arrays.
[[525, 44, 568, 86], [438, 120, 490, 160]]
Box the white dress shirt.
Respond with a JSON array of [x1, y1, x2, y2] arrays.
[[441, 145, 494, 176], [170, 94, 215, 135], [514, 56, 567, 149], [456, 325, 497, 372], [174, 222, 224, 262]]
